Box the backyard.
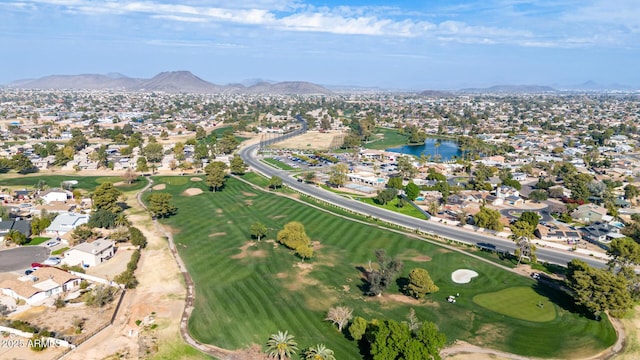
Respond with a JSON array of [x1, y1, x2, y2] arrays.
[[151, 175, 616, 359]]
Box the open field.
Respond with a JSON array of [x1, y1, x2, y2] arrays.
[[152, 175, 616, 359], [0, 174, 147, 192], [363, 127, 410, 150], [269, 131, 344, 151]]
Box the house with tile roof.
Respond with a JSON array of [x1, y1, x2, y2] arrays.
[[0, 267, 81, 305]]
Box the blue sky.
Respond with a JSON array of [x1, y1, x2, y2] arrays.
[[1, 0, 639, 89]]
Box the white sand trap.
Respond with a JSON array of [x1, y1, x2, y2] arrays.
[[451, 269, 479, 284], [182, 188, 203, 196]]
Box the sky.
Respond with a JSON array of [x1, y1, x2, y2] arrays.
[[1, 0, 639, 89]]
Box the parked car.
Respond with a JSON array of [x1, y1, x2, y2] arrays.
[[43, 256, 61, 266], [45, 240, 60, 247], [24, 267, 39, 275]]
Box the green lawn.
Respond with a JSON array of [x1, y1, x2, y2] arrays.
[[153, 176, 616, 359], [26, 237, 51, 246], [473, 287, 556, 322], [52, 247, 69, 255], [0, 174, 147, 192], [262, 158, 295, 170], [363, 127, 409, 150], [360, 196, 428, 220]]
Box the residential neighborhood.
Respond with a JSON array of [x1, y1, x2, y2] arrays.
[[2, 88, 640, 359]]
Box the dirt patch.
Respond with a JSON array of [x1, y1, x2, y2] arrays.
[[113, 181, 127, 187], [471, 324, 508, 348], [242, 191, 257, 197], [231, 242, 267, 260], [284, 262, 319, 291], [271, 131, 345, 151], [275, 272, 288, 279], [209, 232, 227, 238], [265, 239, 279, 248], [190, 177, 202, 182], [270, 215, 287, 219], [152, 184, 166, 190], [370, 293, 441, 308], [398, 249, 432, 262], [216, 208, 223, 214], [438, 248, 452, 253], [412, 255, 433, 262], [441, 341, 514, 360], [182, 188, 203, 196], [244, 199, 254, 206]]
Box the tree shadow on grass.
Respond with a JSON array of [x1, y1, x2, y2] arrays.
[[531, 278, 597, 320], [356, 266, 371, 296], [116, 201, 131, 211], [396, 276, 409, 296]]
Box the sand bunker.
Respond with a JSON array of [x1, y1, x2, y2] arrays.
[[190, 177, 202, 182], [182, 188, 203, 196], [451, 269, 479, 284], [152, 184, 166, 190]]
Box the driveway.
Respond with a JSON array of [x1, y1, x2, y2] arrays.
[[0, 247, 51, 272], [499, 208, 554, 222]]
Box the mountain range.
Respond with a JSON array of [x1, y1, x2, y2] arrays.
[[4, 71, 334, 95]]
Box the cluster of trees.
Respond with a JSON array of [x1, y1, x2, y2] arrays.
[[0, 153, 38, 174], [340, 117, 376, 149], [566, 237, 640, 319], [405, 125, 427, 144], [276, 222, 314, 260], [346, 311, 446, 360]]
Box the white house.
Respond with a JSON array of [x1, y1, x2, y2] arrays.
[[62, 239, 116, 267], [39, 188, 72, 204], [0, 267, 81, 305], [45, 212, 90, 237]]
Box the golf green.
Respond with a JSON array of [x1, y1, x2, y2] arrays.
[[473, 287, 556, 322]]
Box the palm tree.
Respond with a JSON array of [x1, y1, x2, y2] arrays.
[[266, 331, 298, 360], [305, 344, 335, 360], [434, 139, 442, 162], [114, 213, 130, 227]]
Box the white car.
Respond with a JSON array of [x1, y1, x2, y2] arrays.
[[45, 240, 60, 247], [43, 257, 61, 266]]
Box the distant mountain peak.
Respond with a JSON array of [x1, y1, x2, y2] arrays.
[[459, 84, 557, 93], [5, 71, 333, 95]]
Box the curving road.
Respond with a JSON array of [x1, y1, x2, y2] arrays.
[[239, 143, 606, 269]]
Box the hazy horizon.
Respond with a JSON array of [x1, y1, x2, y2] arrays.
[[1, 0, 639, 89]]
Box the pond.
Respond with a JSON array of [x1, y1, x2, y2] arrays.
[[386, 138, 462, 161]]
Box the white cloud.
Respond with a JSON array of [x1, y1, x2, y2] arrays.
[[10, 0, 637, 49]]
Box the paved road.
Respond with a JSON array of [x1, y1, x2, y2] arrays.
[[0, 246, 51, 272], [239, 143, 606, 269]]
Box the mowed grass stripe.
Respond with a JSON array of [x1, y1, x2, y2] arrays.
[[156, 176, 616, 359]]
